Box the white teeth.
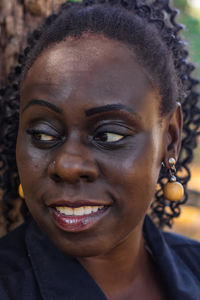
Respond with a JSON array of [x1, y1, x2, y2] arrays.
[[84, 206, 92, 215], [56, 205, 105, 216], [57, 207, 73, 215], [74, 207, 84, 216], [92, 206, 98, 213]]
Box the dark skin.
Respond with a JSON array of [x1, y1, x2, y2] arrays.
[[17, 34, 182, 299]]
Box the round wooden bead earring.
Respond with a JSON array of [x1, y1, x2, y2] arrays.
[[18, 183, 24, 199], [163, 158, 184, 202]]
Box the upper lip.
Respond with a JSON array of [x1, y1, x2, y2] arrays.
[[48, 199, 112, 208]]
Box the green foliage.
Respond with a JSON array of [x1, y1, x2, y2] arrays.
[[174, 0, 189, 10], [174, 0, 200, 77], [173, 1, 200, 161]]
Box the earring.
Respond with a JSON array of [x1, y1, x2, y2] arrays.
[[18, 183, 24, 199], [163, 157, 184, 202]]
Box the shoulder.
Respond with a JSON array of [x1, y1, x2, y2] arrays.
[[144, 215, 200, 285], [162, 231, 200, 279], [0, 222, 30, 278], [0, 222, 42, 299], [162, 230, 200, 258], [162, 230, 200, 248]]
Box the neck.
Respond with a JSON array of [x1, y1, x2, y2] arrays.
[[77, 221, 151, 298]]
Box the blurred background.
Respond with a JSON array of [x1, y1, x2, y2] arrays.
[[0, 0, 200, 239], [166, 0, 200, 241]]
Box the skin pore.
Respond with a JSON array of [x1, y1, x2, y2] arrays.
[[17, 34, 182, 299]]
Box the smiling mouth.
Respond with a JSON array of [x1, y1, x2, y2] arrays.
[[55, 205, 105, 216], [49, 203, 110, 232]]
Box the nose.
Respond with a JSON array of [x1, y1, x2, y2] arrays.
[[48, 151, 99, 184]]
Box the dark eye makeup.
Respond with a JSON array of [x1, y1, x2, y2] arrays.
[[26, 128, 64, 149], [91, 122, 135, 147], [26, 117, 137, 150]]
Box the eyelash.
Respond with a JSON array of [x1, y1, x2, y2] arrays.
[[93, 131, 127, 144], [27, 129, 61, 145], [26, 128, 130, 149]]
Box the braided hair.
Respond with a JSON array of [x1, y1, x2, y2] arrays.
[[0, 0, 199, 232]]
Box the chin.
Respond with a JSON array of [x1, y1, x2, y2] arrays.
[[51, 236, 113, 258]]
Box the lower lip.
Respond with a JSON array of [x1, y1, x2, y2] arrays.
[[50, 207, 109, 232]]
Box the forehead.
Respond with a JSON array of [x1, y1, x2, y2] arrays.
[[21, 34, 159, 114]]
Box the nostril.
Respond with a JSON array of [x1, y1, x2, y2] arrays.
[[51, 173, 62, 183], [80, 174, 89, 181]]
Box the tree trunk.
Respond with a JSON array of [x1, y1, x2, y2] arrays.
[[0, 0, 64, 236], [0, 0, 64, 85]]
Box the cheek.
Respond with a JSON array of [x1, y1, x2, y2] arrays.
[[16, 132, 50, 200], [100, 132, 162, 212]]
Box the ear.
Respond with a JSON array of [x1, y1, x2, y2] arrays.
[[163, 102, 183, 168]]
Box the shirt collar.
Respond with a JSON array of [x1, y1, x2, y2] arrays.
[[25, 216, 199, 300], [25, 219, 107, 300], [143, 215, 200, 299]]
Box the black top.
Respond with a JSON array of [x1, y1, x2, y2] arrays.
[[0, 215, 199, 300]]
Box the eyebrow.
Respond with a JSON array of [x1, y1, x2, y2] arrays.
[[22, 100, 141, 120], [22, 99, 63, 114], [85, 104, 141, 119]]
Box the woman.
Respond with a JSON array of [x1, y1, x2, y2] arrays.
[[0, 0, 200, 299]]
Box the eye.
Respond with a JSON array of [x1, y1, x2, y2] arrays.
[[33, 132, 56, 141], [94, 132, 125, 143], [26, 129, 60, 145]]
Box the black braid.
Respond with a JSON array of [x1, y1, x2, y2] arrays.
[[0, 0, 199, 232]]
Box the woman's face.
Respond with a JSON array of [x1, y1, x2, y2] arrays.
[[17, 34, 170, 256]]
